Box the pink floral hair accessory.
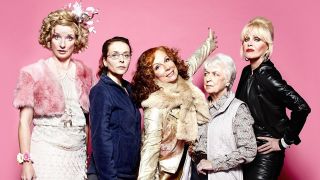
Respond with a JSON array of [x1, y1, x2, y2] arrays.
[[65, 1, 99, 33]]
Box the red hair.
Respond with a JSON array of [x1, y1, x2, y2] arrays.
[[131, 46, 189, 105]]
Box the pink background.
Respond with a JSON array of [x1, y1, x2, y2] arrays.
[[1, 0, 319, 179]]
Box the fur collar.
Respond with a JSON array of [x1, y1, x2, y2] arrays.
[[142, 76, 209, 141]]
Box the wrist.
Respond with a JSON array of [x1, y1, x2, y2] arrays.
[[278, 139, 285, 150], [281, 138, 291, 148], [17, 152, 33, 164], [278, 138, 291, 150]]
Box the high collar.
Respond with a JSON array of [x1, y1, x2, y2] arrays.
[[208, 92, 236, 118], [208, 91, 230, 110], [100, 73, 129, 90], [252, 59, 274, 74]]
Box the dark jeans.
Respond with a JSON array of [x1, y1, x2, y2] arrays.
[[243, 150, 285, 180], [87, 174, 98, 180], [191, 160, 208, 180]]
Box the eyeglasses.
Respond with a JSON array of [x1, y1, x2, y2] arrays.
[[107, 53, 131, 60]]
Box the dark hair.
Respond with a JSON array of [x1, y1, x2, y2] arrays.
[[97, 36, 132, 77], [131, 46, 189, 105]]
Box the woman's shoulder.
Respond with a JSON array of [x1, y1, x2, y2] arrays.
[[233, 97, 245, 104], [233, 98, 250, 113], [141, 91, 163, 108], [73, 59, 93, 74], [91, 78, 108, 92], [258, 60, 279, 73], [20, 59, 46, 72], [73, 59, 93, 87], [89, 80, 111, 99], [18, 59, 49, 81], [141, 89, 174, 109], [257, 60, 282, 80]]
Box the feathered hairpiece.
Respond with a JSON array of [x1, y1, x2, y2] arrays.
[[66, 1, 99, 33]]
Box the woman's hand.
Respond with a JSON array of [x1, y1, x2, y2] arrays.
[[208, 27, 218, 49], [257, 136, 281, 154], [21, 162, 36, 180], [197, 159, 213, 175], [208, 27, 213, 39]]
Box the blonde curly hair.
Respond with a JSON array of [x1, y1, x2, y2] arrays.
[[39, 9, 89, 53]]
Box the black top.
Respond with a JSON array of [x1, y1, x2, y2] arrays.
[[236, 60, 311, 145]]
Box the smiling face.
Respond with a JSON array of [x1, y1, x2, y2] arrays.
[[204, 62, 228, 100], [152, 49, 179, 83], [242, 34, 269, 61], [103, 41, 131, 80]]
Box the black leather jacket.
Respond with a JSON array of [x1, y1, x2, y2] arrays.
[[236, 60, 311, 145]]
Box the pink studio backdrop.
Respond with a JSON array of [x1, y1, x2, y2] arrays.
[[1, 0, 319, 179]]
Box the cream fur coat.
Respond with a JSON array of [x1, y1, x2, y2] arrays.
[[142, 76, 210, 141], [138, 34, 216, 180]]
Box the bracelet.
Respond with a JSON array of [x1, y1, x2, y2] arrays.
[[278, 140, 285, 150], [281, 138, 291, 148], [278, 138, 291, 150], [17, 152, 33, 164]]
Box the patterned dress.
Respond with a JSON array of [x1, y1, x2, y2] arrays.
[[30, 60, 87, 180]]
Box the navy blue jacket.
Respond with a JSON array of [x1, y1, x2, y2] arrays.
[[88, 74, 141, 179]]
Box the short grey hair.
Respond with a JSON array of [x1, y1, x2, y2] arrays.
[[204, 53, 236, 91]]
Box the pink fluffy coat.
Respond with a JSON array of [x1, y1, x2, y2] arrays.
[[13, 59, 93, 116]]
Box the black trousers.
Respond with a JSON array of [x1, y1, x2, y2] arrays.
[[243, 150, 285, 180]]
